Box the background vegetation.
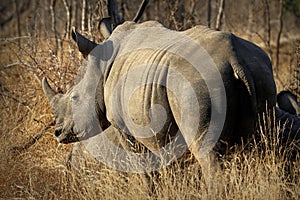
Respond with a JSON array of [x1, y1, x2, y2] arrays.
[[0, 0, 299, 199]]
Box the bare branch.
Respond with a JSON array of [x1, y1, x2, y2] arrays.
[[0, 36, 30, 41], [11, 121, 55, 153], [0, 91, 32, 112], [133, 0, 149, 23]]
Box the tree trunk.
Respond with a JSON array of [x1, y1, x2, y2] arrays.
[[207, 0, 211, 28], [63, 0, 71, 39], [71, 1, 78, 29], [50, 0, 58, 54], [108, 0, 122, 29], [263, 0, 272, 62], [247, 0, 255, 40], [88, 3, 92, 35], [13, 0, 21, 47], [291, 41, 300, 98], [32, 0, 38, 38], [215, 0, 225, 31], [82, 0, 87, 31], [275, 0, 284, 75]]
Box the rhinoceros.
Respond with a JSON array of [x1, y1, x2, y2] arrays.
[[42, 21, 299, 183]]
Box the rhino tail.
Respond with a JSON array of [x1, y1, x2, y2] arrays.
[[230, 60, 257, 115]]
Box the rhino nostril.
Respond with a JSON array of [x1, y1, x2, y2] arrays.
[[54, 129, 62, 137]]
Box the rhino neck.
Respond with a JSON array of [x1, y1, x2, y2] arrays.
[[95, 78, 111, 130]]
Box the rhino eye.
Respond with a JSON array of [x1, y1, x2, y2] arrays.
[[71, 93, 79, 102]]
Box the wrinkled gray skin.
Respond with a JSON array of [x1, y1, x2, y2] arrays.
[[42, 21, 299, 186], [277, 90, 300, 116]]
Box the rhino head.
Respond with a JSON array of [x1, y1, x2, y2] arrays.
[[42, 78, 79, 143], [42, 29, 111, 144]]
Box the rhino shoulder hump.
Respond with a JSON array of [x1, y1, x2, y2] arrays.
[[113, 20, 165, 34]]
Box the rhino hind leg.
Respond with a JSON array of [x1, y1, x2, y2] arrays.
[[277, 90, 300, 116], [188, 137, 219, 192]]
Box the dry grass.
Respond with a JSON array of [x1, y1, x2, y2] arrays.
[[0, 35, 299, 199]]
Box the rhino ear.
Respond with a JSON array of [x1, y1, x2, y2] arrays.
[[71, 27, 97, 57], [99, 18, 112, 39], [42, 77, 56, 101]]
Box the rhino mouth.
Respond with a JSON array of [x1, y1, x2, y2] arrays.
[[55, 126, 79, 144]]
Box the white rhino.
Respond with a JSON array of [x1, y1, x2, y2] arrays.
[[42, 21, 298, 183]]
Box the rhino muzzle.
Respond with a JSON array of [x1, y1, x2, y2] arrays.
[[55, 127, 79, 144]]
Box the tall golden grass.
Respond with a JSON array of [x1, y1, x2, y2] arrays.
[[0, 36, 299, 199]]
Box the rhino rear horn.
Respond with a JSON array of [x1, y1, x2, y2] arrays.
[[71, 27, 97, 57], [42, 77, 56, 101]]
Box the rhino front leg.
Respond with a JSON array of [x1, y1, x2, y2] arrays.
[[66, 125, 142, 173]]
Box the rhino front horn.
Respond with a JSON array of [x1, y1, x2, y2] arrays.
[[42, 77, 56, 101]]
